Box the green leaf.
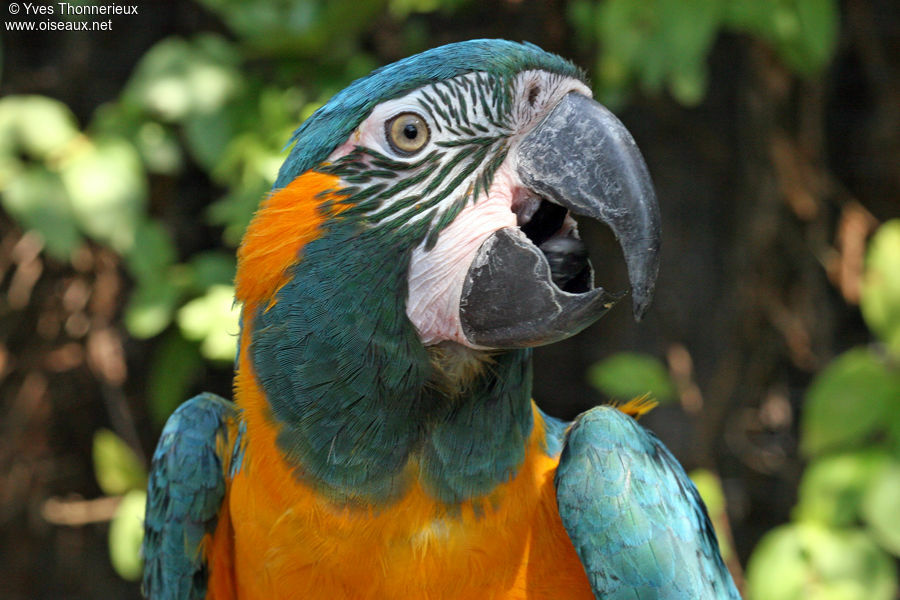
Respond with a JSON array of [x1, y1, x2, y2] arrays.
[[125, 219, 178, 284], [108, 489, 146, 581], [183, 108, 236, 170], [124, 280, 182, 339], [135, 122, 183, 175], [862, 462, 900, 557], [689, 469, 733, 560], [177, 284, 241, 362], [1, 167, 82, 258], [122, 35, 242, 123], [0, 95, 79, 162], [188, 251, 236, 291], [861, 220, 900, 358], [60, 137, 147, 254], [725, 0, 837, 76], [147, 332, 205, 425], [197, 0, 386, 56], [690, 468, 725, 514], [208, 185, 269, 246], [794, 450, 891, 527], [792, 0, 839, 74], [92, 429, 147, 496], [89, 103, 184, 175], [567, 0, 598, 48], [745, 522, 897, 600], [669, 63, 708, 106], [800, 348, 899, 456], [587, 352, 676, 403], [592, 0, 721, 105]]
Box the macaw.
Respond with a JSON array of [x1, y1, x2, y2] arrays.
[[142, 39, 740, 599]]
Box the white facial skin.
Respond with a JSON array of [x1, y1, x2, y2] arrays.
[[327, 71, 592, 347]]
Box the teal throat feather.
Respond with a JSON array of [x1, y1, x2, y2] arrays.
[[249, 217, 535, 506]]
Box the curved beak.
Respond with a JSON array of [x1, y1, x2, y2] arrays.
[[459, 92, 661, 349]]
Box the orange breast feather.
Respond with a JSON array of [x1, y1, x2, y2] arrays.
[[205, 172, 593, 599]]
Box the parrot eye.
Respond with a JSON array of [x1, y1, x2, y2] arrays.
[[386, 112, 430, 155]]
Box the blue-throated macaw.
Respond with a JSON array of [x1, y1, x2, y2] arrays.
[[142, 39, 740, 599]]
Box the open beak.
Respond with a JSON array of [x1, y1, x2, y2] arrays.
[[459, 92, 661, 349]]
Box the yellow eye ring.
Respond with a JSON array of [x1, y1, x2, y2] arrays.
[[386, 112, 430, 155]]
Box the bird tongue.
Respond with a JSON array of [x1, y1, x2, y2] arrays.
[[539, 236, 590, 292]]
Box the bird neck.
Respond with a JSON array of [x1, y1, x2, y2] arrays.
[[243, 219, 534, 507]]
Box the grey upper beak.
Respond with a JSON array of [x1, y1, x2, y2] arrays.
[[517, 92, 661, 321], [458, 92, 661, 349]]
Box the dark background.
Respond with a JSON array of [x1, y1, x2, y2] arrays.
[[1, 0, 899, 597]]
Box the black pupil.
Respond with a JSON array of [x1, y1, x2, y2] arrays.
[[403, 123, 418, 140]]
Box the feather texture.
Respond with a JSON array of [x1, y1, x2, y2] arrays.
[[142, 393, 239, 599], [555, 406, 740, 599], [275, 40, 581, 189]]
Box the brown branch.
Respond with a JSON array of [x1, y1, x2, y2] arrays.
[[41, 495, 122, 526]]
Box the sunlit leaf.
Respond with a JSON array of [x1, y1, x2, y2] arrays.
[[860, 220, 900, 358], [125, 280, 181, 339], [0, 95, 79, 162], [689, 469, 733, 560], [135, 122, 183, 174], [794, 450, 891, 527], [92, 429, 147, 497], [588, 352, 676, 403], [862, 462, 900, 557], [122, 35, 242, 123], [61, 137, 146, 254], [669, 63, 708, 106], [147, 332, 205, 425], [745, 522, 897, 600], [177, 284, 240, 362], [800, 348, 899, 456], [109, 489, 146, 581]]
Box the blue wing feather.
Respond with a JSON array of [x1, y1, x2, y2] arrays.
[[555, 406, 740, 599], [142, 393, 236, 600]]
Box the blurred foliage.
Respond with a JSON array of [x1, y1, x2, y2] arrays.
[[690, 468, 735, 562], [588, 351, 677, 403], [109, 490, 148, 582], [93, 429, 147, 497], [745, 221, 900, 600], [861, 221, 900, 357], [92, 430, 148, 581], [568, 0, 838, 106]]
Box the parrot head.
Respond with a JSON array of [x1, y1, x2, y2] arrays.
[[235, 40, 660, 502]]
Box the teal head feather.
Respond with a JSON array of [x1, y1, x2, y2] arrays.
[[274, 39, 582, 188]]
